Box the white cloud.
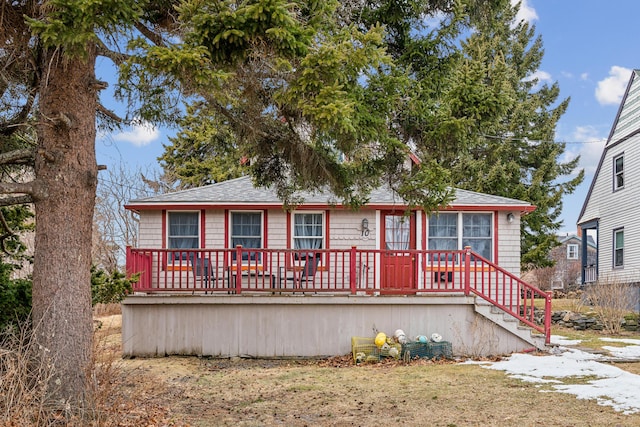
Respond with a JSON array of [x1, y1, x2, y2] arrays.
[[523, 70, 551, 83], [561, 126, 606, 176], [511, 0, 538, 23], [522, 70, 552, 90], [112, 120, 161, 147], [580, 72, 589, 81], [595, 66, 632, 105]]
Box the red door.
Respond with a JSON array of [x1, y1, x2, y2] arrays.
[[381, 211, 416, 291]]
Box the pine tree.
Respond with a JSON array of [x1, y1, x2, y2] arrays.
[[443, 3, 584, 269], [357, 0, 583, 269], [2, 0, 485, 411]]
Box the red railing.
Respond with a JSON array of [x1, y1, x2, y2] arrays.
[[126, 246, 551, 343]]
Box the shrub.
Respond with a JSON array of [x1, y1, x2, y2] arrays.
[[0, 262, 32, 331], [90, 266, 137, 306], [583, 278, 636, 334]]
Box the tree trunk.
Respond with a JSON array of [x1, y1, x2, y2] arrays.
[[32, 47, 97, 408]]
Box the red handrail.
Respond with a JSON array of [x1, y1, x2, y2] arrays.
[[126, 246, 550, 342]]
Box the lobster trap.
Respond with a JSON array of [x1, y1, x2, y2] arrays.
[[351, 336, 401, 363], [401, 341, 453, 361]]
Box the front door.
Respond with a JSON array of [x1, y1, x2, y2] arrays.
[[381, 211, 416, 291]]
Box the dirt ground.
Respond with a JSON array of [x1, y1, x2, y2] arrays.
[[95, 314, 640, 427]]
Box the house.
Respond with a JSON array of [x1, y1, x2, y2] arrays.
[[578, 69, 640, 287], [523, 234, 597, 291], [123, 176, 550, 358]]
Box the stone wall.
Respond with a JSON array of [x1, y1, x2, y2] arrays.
[[549, 310, 639, 332]]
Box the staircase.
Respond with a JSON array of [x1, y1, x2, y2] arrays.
[[474, 302, 547, 351]]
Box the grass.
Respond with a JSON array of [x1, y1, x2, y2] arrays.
[[104, 303, 640, 426], [534, 297, 590, 312], [5, 303, 640, 426]]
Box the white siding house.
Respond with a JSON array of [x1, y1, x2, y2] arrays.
[[129, 175, 533, 279], [578, 69, 640, 285], [123, 176, 552, 358]]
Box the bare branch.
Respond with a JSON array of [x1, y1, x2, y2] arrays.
[[95, 39, 131, 65], [0, 182, 35, 195], [97, 103, 124, 123], [0, 148, 35, 165], [0, 92, 37, 137], [134, 21, 166, 47], [0, 210, 19, 256], [0, 194, 33, 207]]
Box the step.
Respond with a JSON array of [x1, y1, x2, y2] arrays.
[[474, 303, 547, 351]]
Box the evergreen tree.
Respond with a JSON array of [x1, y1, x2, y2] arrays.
[[159, 103, 245, 188], [4, 0, 490, 410], [356, 0, 583, 269], [443, 3, 584, 269]]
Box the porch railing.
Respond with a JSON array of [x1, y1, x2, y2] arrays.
[[126, 246, 551, 344], [583, 265, 597, 284]]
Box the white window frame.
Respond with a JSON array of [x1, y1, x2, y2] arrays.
[[427, 213, 458, 253], [614, 153, 624, 191], [230, 210, 263, 249], [427, 212, 493, 261], [614, 228, 624, 268], [462, 212, 493, 260], [167, 211, 200, 264], [292, 211, 325, 250], [566, 244, 579, 260]]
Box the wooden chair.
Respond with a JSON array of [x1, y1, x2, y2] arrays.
[[280, 254, 319, 290], [191, 255, 214, 290]]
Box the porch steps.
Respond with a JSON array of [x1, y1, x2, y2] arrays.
[[474, 302, 547, 351]]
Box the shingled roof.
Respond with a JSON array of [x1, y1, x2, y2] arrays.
[[126, 175, 534, 211]]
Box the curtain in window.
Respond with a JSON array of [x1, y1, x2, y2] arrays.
[[428, 213, 458, 251], [294, 213, 323, 249], [462, 213, 492, 259], [231, 212, 262, 261], [231, 212, 262, 248], [168, 212, 199, 249], [168, 212, 199, 261], [385, 215, 410, 250]]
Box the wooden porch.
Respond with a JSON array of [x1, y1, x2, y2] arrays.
[[125, 246, 551, 354]]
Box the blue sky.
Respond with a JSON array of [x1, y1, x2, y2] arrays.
[[96, 0, 640, 234]]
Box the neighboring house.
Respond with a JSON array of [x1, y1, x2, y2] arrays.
[[524, 234, 597, 291], [578, 69, 640, 286], [123, 176, 550, 358]]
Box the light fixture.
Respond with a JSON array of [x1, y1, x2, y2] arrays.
[[507, 213, 515, 223], [361, 218, 369, 231]]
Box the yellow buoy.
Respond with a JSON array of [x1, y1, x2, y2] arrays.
[[374, 332, 387, 348]]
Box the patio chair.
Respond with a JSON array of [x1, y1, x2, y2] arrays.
[[280, 253, 319, 290], [191, 255, 215, 290]]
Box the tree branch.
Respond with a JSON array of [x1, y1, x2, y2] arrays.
[[134, 21, 166, 47], [97, 103, 124, 123], [96, 39, 131, 65], [0, 182, 35, 195], [0, 148, 35, 165], [204, 94, 270, 140], [0, 194, 33, 207]]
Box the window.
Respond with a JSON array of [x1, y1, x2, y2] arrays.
[[428, 213, 493, 260], [567, 244, 579, 260], [293, 213, 323, 250], [231, 212, 262, 261], [462, 213, 492, 260], [614, 228, 624, 267], [385, 215, 412, 250], [614, 154, 624, 190], [168, 211, 199, 261], [428, 213, 458, 251]]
